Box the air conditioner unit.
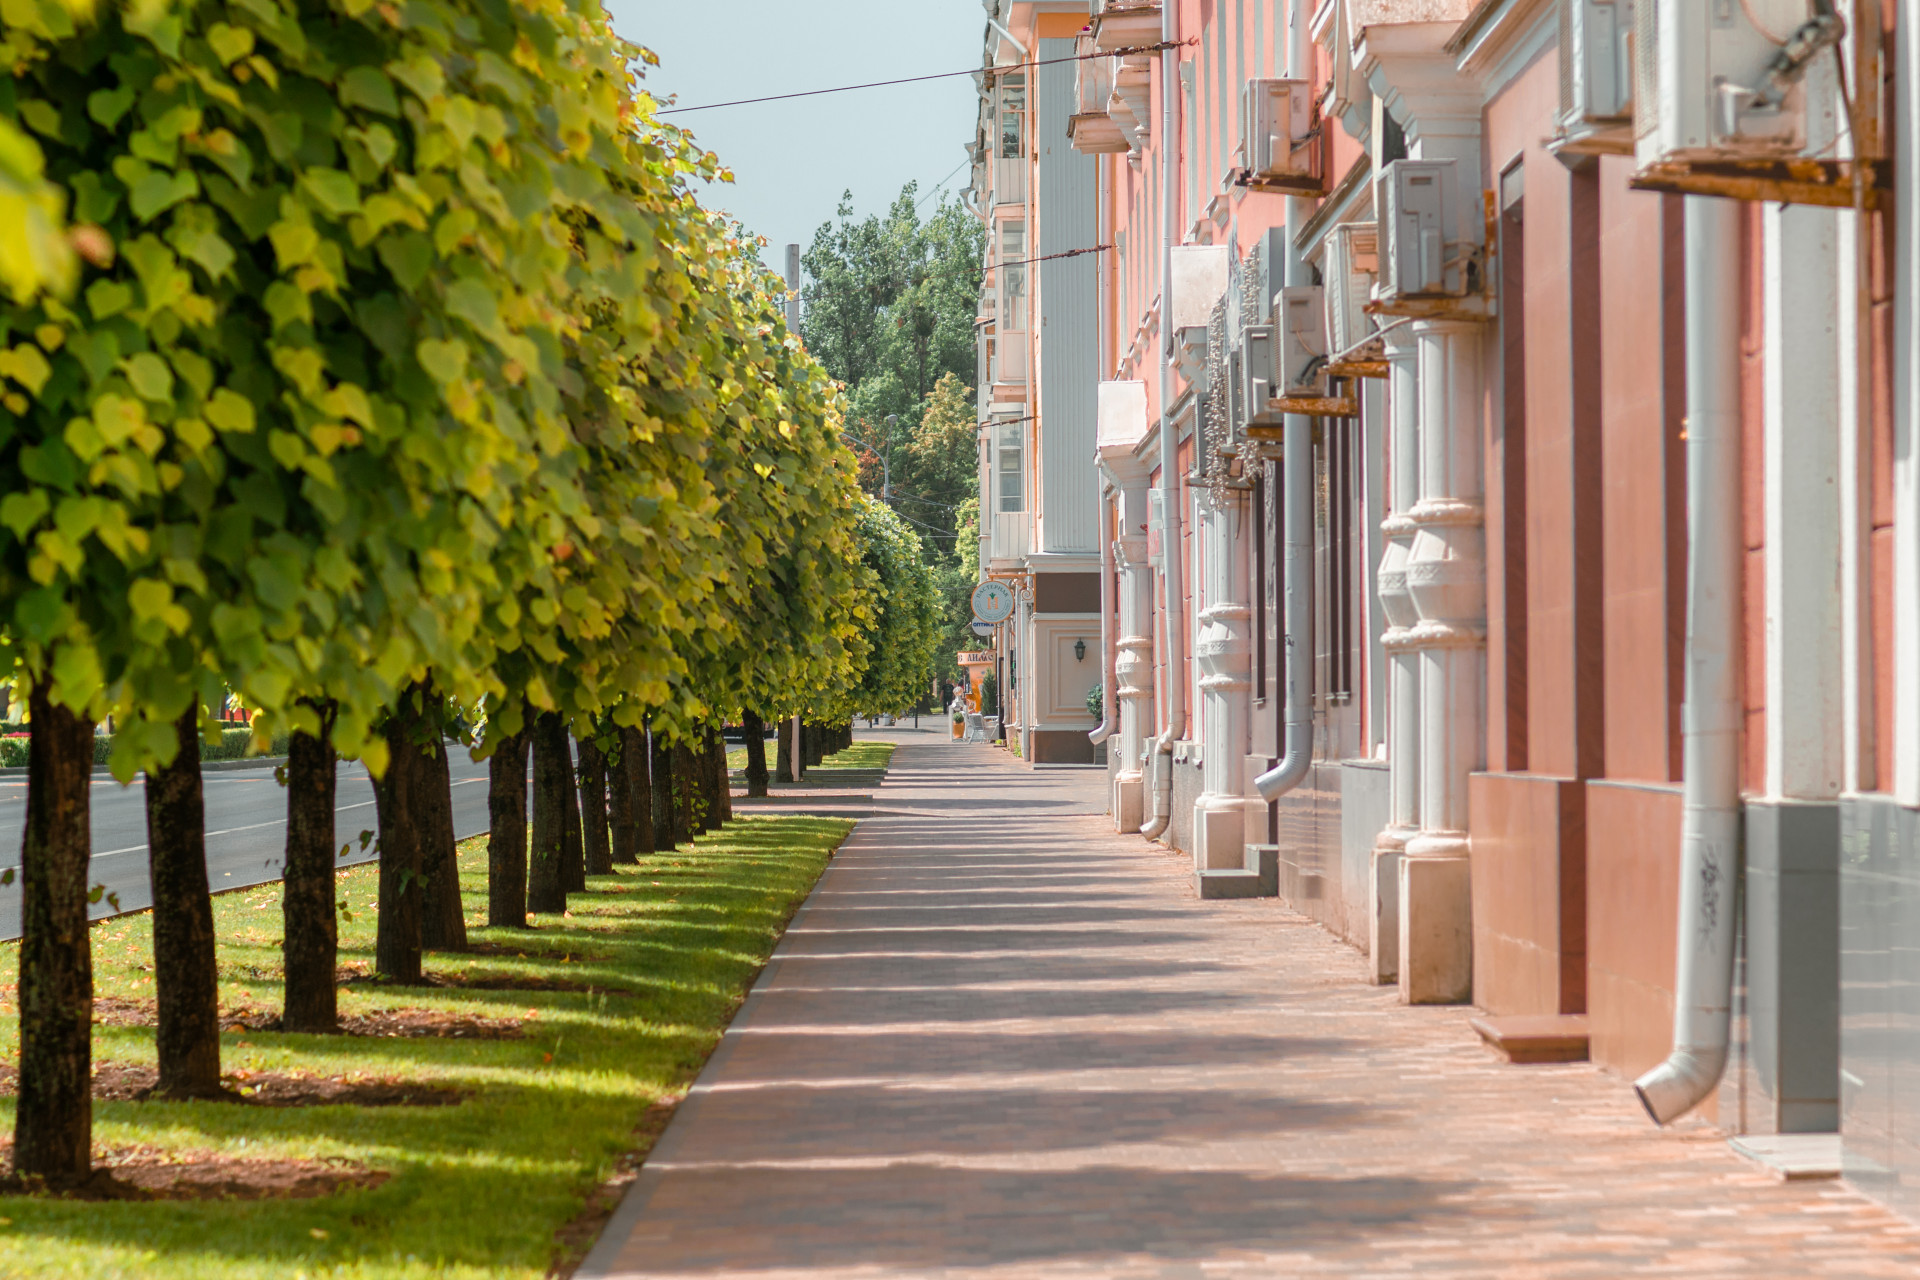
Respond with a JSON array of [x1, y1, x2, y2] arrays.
[[1323, 222, 1380, 369], [1632, 0, 1841, 169], [1553, 0, 1634, 156], [1276, 288, 1328, 397], [1376, 159, 1470, 308], [1241, 325, 1279, 427], [1240, 79, 1323, 193]]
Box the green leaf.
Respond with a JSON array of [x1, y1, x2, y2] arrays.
[[205, 388, 256, 434], [86, 86, 136, 130], [14, 587, 65, 642], [300, 168, 362, 218], [0, 490, 49, 538], [444, 277, 498, 334], [0, 343, 52, 395], [339, 66, 400, 116], [205, 22, 254, 64], [416, 338, 469, 385], [128, 168, 198, 221], [85, 279, 134, 321], [123, 352, 174, 403], [375, 233, 432, 291]]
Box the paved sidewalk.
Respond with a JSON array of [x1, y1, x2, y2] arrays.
[[582, 737, 1920, 1278]]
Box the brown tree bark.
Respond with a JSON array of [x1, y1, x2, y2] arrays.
[[706, 728, 733, 825], [674, 739, 704, 836], [742, 710, 770, 797], [561, 739, 586, 893], [528, 712, 568, 914], [578, 737, 613, 876], [776, 716, 799, 783], [146, 708, 222, 1098], [607, 732, 635, 865], [281, 717, 339, 1032], [418, 723, 467, 953], [15, 686, 94, 1184], [623, 725, 654, 860], [803, 722, 823, 768], [651, 732, 675, 850], [373, 690, 426, 984], [486, 722, 530, 927]]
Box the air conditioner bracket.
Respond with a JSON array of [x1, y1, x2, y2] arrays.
[[1232, 169, 1331, 198], [1364, 295, 1493, 322], [1252, 396, 1358, 424], [1628, 158, 1887, 211], [1327, 358, 1389, 380]]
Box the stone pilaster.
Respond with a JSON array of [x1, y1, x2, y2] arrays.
[[1108, 459, 1155, 831], [1372, 323, 1421, 985], [1193, 485, 1256, 869]]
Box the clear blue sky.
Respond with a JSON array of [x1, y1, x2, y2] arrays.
[[606, 1, 985, 266]]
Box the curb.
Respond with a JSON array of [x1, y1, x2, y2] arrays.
[[0, 754, 293, 779]]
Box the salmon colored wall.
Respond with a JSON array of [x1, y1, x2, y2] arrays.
[[1597, 162, 1683, 784], [1034, 12, 1088, 38], [1178, 435, 1196, 719], [1869, 203, 1895, 790], [1586, 782, 1684, 1076], [1470, 774, 1586, 1015]]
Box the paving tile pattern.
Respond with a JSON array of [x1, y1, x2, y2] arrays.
[[583, 734, 1920, 1278]]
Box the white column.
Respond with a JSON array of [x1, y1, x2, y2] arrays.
[[1372, 324, 1420, 984], [1193, 484, 1255, 868], [1400, 316, 1486, 1005], [1763, 202, 1843, 800], [1110, 463, 1155, 829], [1896, 10, 1920, 805]]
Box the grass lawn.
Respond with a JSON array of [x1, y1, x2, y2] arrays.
[[0, 813, 855, 1278], [725, 739, 896, 774]]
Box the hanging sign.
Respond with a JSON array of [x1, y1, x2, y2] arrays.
[[971, 580, 1015, 625]]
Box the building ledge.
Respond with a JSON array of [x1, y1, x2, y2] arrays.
[[1728, 1133, 1841, 1182], [1469, 1014, 1590, 1064]]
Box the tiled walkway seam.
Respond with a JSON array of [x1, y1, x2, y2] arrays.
[[581, 732, 1920, 1278]]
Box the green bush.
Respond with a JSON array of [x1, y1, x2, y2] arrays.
[[0, 737, 25, 768], [21, 727, 295, 770]]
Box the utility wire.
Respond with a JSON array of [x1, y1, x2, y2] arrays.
[[654, 40, 1192, 116]]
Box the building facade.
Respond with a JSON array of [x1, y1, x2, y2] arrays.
[[970, 0, 1920, 1219]]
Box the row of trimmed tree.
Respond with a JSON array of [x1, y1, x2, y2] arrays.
[[0, 0, 940, 1187]]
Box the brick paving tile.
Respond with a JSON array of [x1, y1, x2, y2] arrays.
[[578, 733, 1920, 1279]]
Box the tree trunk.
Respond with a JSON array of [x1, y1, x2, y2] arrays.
[[607, 732, 635, 865], [775, 717, 795, 784], [528, 712, 568, 914], [803, 722, 823, 768], [486, 723, 530, 927], [282, 718, 339, 1032], [15, 686, 94, 1183], [623, 725, 654, 859], [707, 729, 733, 825], [418, 726, 466, 953], [146, 708, 222, 1098], [674, 740, 704, 836], [743, 711, 770, 797], [651, 732, 674, 850], [578, 737, 613, 876], [561, 739, 586, 893], [373, 692, 426, 984]]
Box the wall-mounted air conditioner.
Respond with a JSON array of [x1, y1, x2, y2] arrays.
[[1240, 325, 1279, 427], [1276, 288, 1328, 397], [1375, 159, 1474, 311], [1323, 222, 1380, 371], [1553, 0, 1634, 157], [1632, 0, 1842, 170], [1239, 79, 1323, 193]]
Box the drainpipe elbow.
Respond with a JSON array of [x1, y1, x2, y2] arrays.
[[1254, 725, 1312, 801], [1633, 1042, 1730, 1126], [1090, 721, 1115, 745]]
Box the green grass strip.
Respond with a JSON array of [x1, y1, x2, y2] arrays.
[[0, 812, 855, 1278], [725, 739, 895, 773]]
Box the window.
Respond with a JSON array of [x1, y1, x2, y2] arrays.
[[997, 418, 1025, 513], [998, 76, 1026, 159], [999, 222, 1026, 333]]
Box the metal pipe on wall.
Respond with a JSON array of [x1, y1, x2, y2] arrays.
[[1634, 194, 1745, 1126], [1141, 0, 1185, 840], [1091, 487, 1118, 745], [1255, 0, 1316, 805]]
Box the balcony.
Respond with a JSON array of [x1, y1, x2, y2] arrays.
[[993, 157, 1026, 205], [991, 511, 1030, 565]]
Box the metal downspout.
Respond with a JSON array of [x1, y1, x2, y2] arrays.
[[1634, 195, 1745, 1125], [1140, 1, 1184, 840], [1255, 0, 1316, 804], [1091, 487, 1118, 745]]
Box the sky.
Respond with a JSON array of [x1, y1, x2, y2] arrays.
[[607, 1, 986, 270]]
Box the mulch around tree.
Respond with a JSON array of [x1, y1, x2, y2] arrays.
[[0, 1140, 389, 1201], [337, 960, 630, 997], [0, 1061, 465, 1107], [92, 995, 527, 1040]]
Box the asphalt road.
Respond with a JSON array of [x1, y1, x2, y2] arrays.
[[0, 751, 499, 940]]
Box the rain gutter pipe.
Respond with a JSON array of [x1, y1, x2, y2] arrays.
[[1255, 0, 1316, 803], [1140, 0, 1184, 840], [1091, 488, 1118, 745], [987, 13, 1028, 60], [1633, 195, 1744, 1126]]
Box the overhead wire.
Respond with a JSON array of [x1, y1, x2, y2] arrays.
[[652, 40, 1193, 116]]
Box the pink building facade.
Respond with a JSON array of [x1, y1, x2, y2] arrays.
[[969, 0, 1920, 1216]]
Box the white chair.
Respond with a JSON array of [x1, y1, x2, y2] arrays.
[[963, 712, 986, 743]]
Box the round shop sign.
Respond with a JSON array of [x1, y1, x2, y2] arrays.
[[971, 580, 1015, 625]]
